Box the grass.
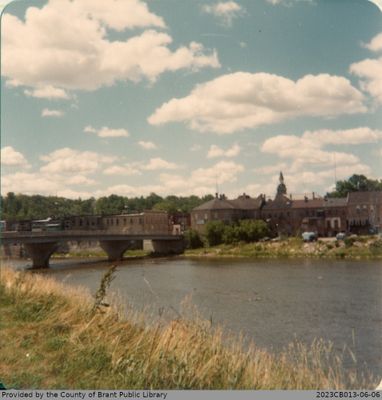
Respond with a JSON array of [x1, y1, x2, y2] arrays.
[[0, 266, 376, 389], [185, 236, 382, 260]]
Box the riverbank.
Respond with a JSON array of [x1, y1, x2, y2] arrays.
[[185, 236, 382, 260], [0, 266, 375, 389]]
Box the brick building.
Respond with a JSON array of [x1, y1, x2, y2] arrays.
[[190, 172, 382, 237], [191, 193, 264, 234]]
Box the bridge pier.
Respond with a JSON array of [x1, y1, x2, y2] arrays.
[[24, 242, 58, 269], [99, 240, 138, 261], [150, 239, 186, 255]]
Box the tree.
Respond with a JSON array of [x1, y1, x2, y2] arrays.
[[328, 174, 382, 198]]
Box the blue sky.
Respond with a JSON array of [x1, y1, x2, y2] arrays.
[[1, 0, 381, 199]]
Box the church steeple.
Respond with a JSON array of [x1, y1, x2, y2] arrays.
[[277, 171, 287, 195]]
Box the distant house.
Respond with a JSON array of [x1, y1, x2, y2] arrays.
[[323, 197, 347, 236], [347, 191, 382, 234], [191, 194, 240, 233], [189, 171, 382, 237]]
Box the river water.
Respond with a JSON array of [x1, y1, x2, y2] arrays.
[[5, 256, 382, 378]]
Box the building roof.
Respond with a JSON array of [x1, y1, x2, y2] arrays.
[[193, 197, 236, 211], [291, 198, 325, 209], [230, 194, 263, 210]]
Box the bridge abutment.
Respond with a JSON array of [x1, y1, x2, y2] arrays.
[[99, 240, 140, 261], [24, 242, 58, 269]]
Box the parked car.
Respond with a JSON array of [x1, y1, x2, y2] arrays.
[[336, 232, 346, 241], [302, 232, 317, 242]]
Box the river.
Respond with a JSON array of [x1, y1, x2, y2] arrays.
[[5, 256, 382, 378]]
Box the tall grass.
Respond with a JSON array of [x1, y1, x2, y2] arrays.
[[0, 267, 375, 389]]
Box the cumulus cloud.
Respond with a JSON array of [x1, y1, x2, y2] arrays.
[[350, 32, 382, 103], [261, 127, 379, 173], [202, 1, 245, 27], [138, 141, 157, 150], [191, 160, 244, 186], [40, 148, 115, 174], [266, 0, 314, 5], [207, 144, 241, 158], [1, 171, 95, 198], [41, 108, 64, 117], [143, 158, 179, 171], [103, 164, 142, 176], [1, 146, 30, 168], [2, 0, 219, 94], [24, 86, 70, 100], [84, 125, 130, 138], [148, 72, 366, 134]]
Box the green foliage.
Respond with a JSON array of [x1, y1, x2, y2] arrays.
[[344, 237, 355, 248], [206, 220, 270, 246], [369, 239, 382, 255], [1, 192, 214, 221], [327, 174, 382, 198], [205, 221, 226, 246], [184, 229, 204, 249]]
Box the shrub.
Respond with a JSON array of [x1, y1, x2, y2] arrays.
[[344, 238, 355, 248], [184, 229, 204, 249], [369, 239, 382, 255], [205, 221, 226, 246], [235, 220, 270, 243]]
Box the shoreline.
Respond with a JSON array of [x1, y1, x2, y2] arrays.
[[184, 236, 382, 260]]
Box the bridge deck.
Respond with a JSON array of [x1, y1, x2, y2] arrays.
[[0, 230, 183, 244]]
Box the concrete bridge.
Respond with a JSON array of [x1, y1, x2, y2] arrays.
[[0, 230, 185, 268]]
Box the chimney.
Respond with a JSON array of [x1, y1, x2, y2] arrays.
[[304, 196, 308, 202], [312, 192, 315, 200]]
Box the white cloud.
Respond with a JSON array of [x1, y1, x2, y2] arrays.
[[148, 72, 366, 134], [2, 1, 219, 94], [350, 32, 382, 103], [138, 141, 157, 150], [1, 146, 30, 168], [103, 164, 142, 176], [41, 108, 64, 117], [143, 157, 179, 171], [84, 125, 130, 138], [261, 127, 379, 173], [364, 32, 382, 52], [191, 160, 244, 186], [207, 144, 241, 158], [24, 86, 71, 100], [66, 175, 96, 186], [202, 1, 245, 27], [266, 0, 314, 5], [40, 148, 115, 174], [350, 57, 382, 103], [1, 171, 94, 198]]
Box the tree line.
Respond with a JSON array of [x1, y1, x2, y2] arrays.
[[0, 192, 214, 221], [1, 174, 380, 221]]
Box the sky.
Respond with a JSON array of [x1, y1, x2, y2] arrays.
[[1, 0, 382, 200]]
